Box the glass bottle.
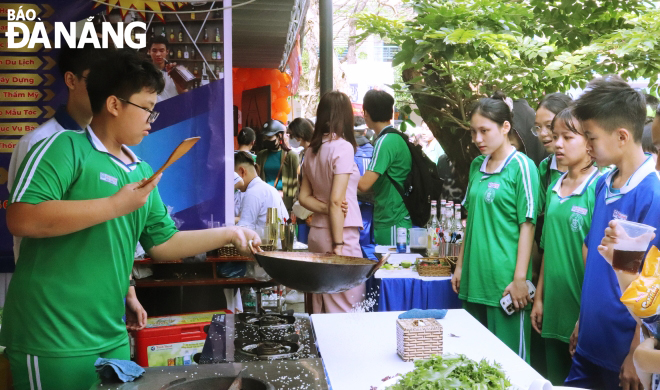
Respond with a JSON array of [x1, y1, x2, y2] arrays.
[[215, 27, 221, 42], [169, 28, 174, 42], [193, 64, 199, 77], [190, 6, 195, 19], [426, 200, 440, 257], [161, 27, 166, 37], [183, 45, 189, 59], [191, 48, 196, 60], [203, 28, 209, 42], [201, 66, 210, 86], [453, 204, 463, 244], [177, 48, 182, 59], [443, 201, 453, 243], [178, 27, 183, 42], [211, 45, 216, 60]]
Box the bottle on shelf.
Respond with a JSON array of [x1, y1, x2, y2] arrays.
[[178, 27, 183, 42], [211, 45, 216, 60], [183, 45, 189, 59], [150, 27, 155, 38], [426, 200, 440, 257], [190, 6, 195, 19], [203, 28, 209, 42], [215, 28, 221, 42], [168, 49, 174, 59], [191, 49, 196, 60], [201, 66, 210, 86], [452, 204, 463, 244], [177, 48, 182, 59], [215, 64, 223, 79], [169, 28, 175, 42], [161, 27, 166, 37], [215, 49, 222, 61], [193, 64, 199, 77]]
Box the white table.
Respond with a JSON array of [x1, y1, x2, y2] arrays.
[[312, 310, 546, 390], [374, 268, 450, 281]]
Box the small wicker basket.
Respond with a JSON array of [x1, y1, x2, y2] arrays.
[[416, 257, 455, 277], [396, 318, 443, 361], [211, 245, 276, 258]]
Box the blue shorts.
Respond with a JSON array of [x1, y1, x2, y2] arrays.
[[565, 351, 621, 390]]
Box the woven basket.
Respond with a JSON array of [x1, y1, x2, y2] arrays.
[[396, 318, 443, 361], [211, 245, 276, 257], [416, 257, 454, 277]]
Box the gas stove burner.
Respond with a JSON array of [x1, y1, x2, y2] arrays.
[[260, 315, 288, 326], [238, 313, 296, 328], [235, 339, 300, 360]]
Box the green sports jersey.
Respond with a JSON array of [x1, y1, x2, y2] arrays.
[[368, 128, 412, 231], [0, 127, 177, 357], [538, 154, 565, 214], [540, 168, 601, 343], [460, 148, 539, 307]]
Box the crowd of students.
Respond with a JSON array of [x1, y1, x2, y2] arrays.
[[452, 76, 660, 390]]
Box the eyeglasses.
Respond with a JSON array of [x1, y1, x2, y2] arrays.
[[531, 124, 551, 137], [117, 97, 160, 123]]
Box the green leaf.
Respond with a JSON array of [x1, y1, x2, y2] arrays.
[[444, 29, 479, 45]]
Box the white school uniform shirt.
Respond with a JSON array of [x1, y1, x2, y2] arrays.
[[157, 70, 180, 102], [237, 177, 289, 231]]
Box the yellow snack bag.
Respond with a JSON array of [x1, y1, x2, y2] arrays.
[[621, 246, 660, 318]]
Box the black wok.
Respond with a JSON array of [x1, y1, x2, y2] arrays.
[[251, 250, 387, 293]]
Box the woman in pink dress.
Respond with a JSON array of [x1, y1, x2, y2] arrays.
[[299, 91, 364, 313]]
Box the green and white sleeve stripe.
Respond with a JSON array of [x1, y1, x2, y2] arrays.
[[11, 131, 66, 204], [368, 134, 387, 172], [513, 154, 535, 219]]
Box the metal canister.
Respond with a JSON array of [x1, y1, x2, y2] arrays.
[[266, 208, 279, 246]]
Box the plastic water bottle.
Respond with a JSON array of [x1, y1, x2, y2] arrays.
[[397, 227, 407, 253]]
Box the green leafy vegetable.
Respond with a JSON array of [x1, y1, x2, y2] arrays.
[[387, 354, 512, 390]]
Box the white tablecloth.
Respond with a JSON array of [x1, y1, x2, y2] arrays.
[[312, 310, 546, 390], [374, 268, 451, 281]]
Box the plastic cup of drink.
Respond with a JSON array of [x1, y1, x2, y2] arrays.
[[612, 220, 656, 274], [409, 228, 426, 255]]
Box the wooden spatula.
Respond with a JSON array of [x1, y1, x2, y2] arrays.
[[138, 136, 200, 188]]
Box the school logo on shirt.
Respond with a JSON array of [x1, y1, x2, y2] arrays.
[[569, 213, 584, 232], [484, 182, 499, 204], [100, 172, 118, 186], [613, 209, 628, 221]]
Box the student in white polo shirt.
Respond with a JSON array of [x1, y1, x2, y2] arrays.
[[235, 151, 289, 230], [7, 45, 108, 262]]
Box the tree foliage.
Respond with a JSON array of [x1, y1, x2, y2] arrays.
[[357, 0, 660, 189]]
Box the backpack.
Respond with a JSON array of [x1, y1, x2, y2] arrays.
[[379, 127, 444, 227]]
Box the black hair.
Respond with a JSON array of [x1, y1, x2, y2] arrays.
[[363, 90, 394, 122], [643, 122, 658, 155], [57, 43, 108, 79], [354, 116, 366, 127], [148, 35, 169, 50], [287, 118, 314, 142], [237, 127, 256, 146], [573, 76, 646, 142], [551, 107, 583, 136], [86, 49, 165, 114], [469, 91, 514, 128], [538, 93, 573, 115], [234, 150, 257, 169]]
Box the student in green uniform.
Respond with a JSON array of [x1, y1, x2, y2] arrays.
[[1, 50, 261, 390], [358, 90, 412, 245], [530, 108, 602, 385], [535, 93, 573, 212], [452, 91, 539, 362]]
